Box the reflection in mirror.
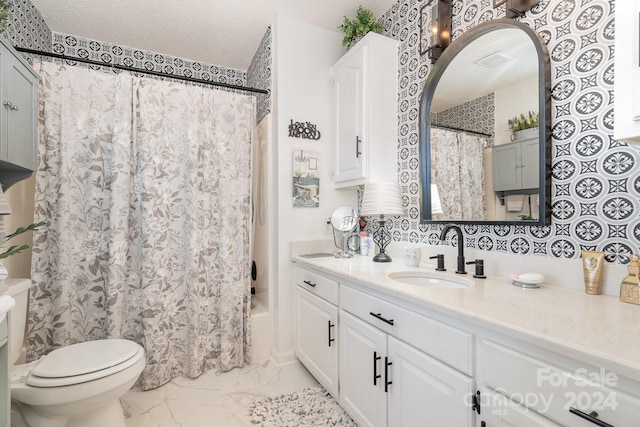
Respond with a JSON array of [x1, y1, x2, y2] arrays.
[[419, 19, 551, 225]]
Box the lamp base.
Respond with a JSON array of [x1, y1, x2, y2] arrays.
[[373, 252, 392, 263]]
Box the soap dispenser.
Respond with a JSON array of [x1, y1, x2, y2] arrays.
[[620, 254, 640, 305]]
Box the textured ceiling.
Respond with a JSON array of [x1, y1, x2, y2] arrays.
[[31, 0, 398, 70]]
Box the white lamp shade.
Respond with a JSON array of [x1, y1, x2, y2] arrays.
[[431, 184, 443, 215], [360, 182, 404, 216]]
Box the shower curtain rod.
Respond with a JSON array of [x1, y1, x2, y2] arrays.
[[432, 124, 492, 137], [14, 47, 269, 95]]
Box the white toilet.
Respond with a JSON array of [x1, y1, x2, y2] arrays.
[[4, 279, 146, 427]]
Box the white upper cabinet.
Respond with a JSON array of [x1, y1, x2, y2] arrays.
[[614, 0, 640, 144], [331, 33, 398, 188], [0, 37, 39, 187]]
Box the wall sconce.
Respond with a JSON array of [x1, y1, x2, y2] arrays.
[[421, 0, 451, 64], [494, 0, 539, 19]]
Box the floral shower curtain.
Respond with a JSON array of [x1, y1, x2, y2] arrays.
[[27, 62, 253, 390], [431, 127, 487, 220]]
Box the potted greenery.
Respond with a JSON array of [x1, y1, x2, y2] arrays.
[[508, 111, 539, 142], [339, 6, 385, 49], [0, 0, 10, 32]]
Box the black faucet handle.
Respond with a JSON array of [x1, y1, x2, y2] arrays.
[[466, 259, 486, 279], [429, 254, 446, 271]]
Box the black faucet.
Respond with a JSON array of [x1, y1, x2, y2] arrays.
[[439, 224, 466, 274]]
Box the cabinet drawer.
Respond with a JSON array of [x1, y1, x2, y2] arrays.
[[341, 284, 474, 376], [482, 340, 640, 427], [294, 267, 338, 305]]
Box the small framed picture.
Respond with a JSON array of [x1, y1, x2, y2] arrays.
[[292, 150, 320, 208]]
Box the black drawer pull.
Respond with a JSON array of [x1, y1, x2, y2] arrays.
[[369, 311, 394, 326], [328, 321, 335, 347], [384, 357, 392, 392], [569, 408, 614, 427], [302, 280, 316, 287], [373, 351, 381, 386]]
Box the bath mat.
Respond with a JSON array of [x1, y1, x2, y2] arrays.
[[249, 385, 357, 426]]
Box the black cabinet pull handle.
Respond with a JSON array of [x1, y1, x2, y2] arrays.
[[373, 351, 381, 386], [369, 312, 394, 326], [327, 321, 335, 347], [384, 357, 392, 392], [356, 136, 362, 158], [302, 280, 316, 287], [569, 408, 614, 427]]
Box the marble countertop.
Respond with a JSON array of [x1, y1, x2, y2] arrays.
[[291, 251, 640, 383]]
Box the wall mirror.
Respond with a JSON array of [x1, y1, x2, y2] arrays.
[[419, 19, 551, 225]]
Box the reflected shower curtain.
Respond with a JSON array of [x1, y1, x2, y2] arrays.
[[27, 62, 253, 389], [431, 128, 487, 220]]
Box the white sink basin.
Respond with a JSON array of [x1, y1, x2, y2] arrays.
[[388, 271, 473, 289]]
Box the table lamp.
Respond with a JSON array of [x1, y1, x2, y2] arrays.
[[360, 182, 404, 262]]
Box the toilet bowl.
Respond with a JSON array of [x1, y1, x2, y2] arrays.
[[4, 279, 146, 427]]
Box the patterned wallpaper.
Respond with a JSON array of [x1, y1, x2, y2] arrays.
[[247, 26, 272, 124], [51, 32, 247, 91], [4, 0, 51, 51], [379, 0, 640, 263], [433, 92, 495, 140]]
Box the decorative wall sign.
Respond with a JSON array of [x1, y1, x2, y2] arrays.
[[292, 149, 320, 208], [288, 120, 321, 140]]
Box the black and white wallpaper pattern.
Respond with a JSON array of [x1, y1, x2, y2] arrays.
[[50, 31, 247, 91], [4, 0, 51, 52], [433, 92, 495, 139], [247, 26, 272, 124], [379, 0, 640, 263]]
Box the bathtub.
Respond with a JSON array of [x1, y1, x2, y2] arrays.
[[250, 292, 272, 362]]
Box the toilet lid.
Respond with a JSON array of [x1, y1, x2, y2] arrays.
[[26, 339, 142, 387]]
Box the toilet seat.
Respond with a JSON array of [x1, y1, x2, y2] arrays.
[[24, 339, 144, 388]]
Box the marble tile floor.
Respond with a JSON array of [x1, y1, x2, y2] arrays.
[[122, 360, 319, 427]]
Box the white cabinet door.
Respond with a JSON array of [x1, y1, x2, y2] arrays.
[[479, 389, 561, 427], [339, 310, 387, 427], [520, 139, 539, 190], [4, 50, 37, 170], [295, 287, 338, 398], [333, 50, 365, 184], [614, 0, 640, 144], [0, 38, 38, 188], [331, 33, 398, 188], [492, 143, 520, 192], [387, 336, 475, 427]]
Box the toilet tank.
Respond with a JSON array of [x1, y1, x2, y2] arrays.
[[3, 279, 31, 365]]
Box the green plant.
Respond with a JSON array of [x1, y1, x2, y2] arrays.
[[0, 0, 11, 32], [0, 221, 46, 259], [339, 6, 385, 48], [508, 111, 539, 134], [517, 214, 535, 221]]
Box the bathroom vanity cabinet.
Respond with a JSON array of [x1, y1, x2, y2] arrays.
[[331, 33, 398, 188], [0, 37, 39, 187], [292, 260, 640, 427], [293, 267, 339, 398], [339, 284, 474, 427], [1, 315, 9, 427], [492, 138, 539, 192], [614, 0, 640, 144]]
